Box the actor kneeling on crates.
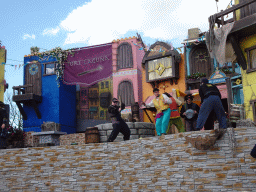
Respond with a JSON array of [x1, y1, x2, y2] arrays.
[[107, 98, 131, 142], [196, 78, 227, 131]]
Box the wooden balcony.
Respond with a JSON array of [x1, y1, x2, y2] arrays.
[[12, 85, 42, 120], [209, 0, 256, 70], [212, 0, 256, 35]]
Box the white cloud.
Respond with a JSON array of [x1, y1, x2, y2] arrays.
[[54, 0, 233, 45], [42, 27, 60, 35], [23, 34, 35, 40]]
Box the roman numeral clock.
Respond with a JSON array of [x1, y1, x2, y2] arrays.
[[142, 42, 181, 88]]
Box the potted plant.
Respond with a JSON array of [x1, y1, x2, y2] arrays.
[[186, 72, 206, 81], [30, 46, 40, 55], [220, 68, 234, 76]]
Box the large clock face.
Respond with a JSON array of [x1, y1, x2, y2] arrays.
[[29, 64, 39, 75], [147, 57, 173, 81]]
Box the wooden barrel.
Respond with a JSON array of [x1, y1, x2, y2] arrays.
[[85, 127, 100, 144]]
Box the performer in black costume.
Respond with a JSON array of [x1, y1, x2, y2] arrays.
[[0, 101, 8, 149], [107, 98, 130, 142], [180, 94, 200, 132]]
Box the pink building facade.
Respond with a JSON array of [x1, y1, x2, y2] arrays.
[[112, 37, 145, 117]]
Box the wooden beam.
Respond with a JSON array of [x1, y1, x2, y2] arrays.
[[16, 102, 27, 120], [143, 109, 154, 124], [225, 77, 233, 115], [229, 34, 247, 70], [31, 100, 42, 119], [214, 0, 256, 19], [184, 47, 188, 90], [231, 13, 256, 34]]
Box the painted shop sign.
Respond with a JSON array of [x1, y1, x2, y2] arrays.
[[209, 78, 227, 84], [63, 43, 112, 86], [209, 70, 227, 84]]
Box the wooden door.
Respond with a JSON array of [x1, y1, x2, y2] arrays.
[[190, 45, 211, 78], [25, 63, 42, 95], [118, 81, 135, 107]]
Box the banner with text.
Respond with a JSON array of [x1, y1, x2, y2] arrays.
[[63, 43, 112, 86]]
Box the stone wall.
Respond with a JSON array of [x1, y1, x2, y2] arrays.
[[25, 122, 155, 147], [96, 122, 155, 142], [24, 132, 39, 148], [1, 127, 256, 191], [60, 133, 86, 146]]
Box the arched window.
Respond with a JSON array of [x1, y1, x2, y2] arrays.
[[118, 81, 135, 106], [190, 45, 211, 77], [117, 43, 133, 69]]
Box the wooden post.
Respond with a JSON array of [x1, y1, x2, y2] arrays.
[[16, 102, 28, 120], [229, 35, 247, 70], [233, 10, 237, 21], [221, 10, 224, 25], [225, 77, 233, 115]]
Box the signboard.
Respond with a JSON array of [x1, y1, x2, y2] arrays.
[[209, 70, 227, 84], [63, 43, 112, 86], [209, 78, 227, 84], [147, 56, 174, 82]]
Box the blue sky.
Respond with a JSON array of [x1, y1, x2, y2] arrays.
[[1, 0, 233, 102]]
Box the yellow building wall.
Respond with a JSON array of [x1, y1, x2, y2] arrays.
[[235, 0, 241, 20], [142, 54, 186, 123], [0, 48, 6, 102], [240, 34, 256, 121], [98, 77, 112, 120]]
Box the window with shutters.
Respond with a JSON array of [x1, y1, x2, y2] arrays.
[[101, 82, 104, 89], [44, 63, 56, 75], [117, 81, 135, 107], [100, 110, 105, 118], [117, 43, 133, 70], [80, 89, 87, 105], [245, 45, 256, 73], [105, 81, 109, 88], [250, 100, 256, 123]]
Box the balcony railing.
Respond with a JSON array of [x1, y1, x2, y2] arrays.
[[210, 0, 256, 27]]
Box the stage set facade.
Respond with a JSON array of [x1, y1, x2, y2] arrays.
[[12, 0, 256, 133], [13, 37, 146, 133]]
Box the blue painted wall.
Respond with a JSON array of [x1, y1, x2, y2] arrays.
[[59, 80, 76, 134], [22, 55, 76, 133], [185, 46, 192, 76]]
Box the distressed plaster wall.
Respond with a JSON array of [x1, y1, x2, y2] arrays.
[[0, 127, 256, 192], [141, 54, 186, 123], [240, 34, 256, 122]]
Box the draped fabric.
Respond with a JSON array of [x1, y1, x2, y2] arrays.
[[240, 0, 256, 19], [206, 22, 235, 65], [117, 43, 133, 70], [118, 81, 135, 106]]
